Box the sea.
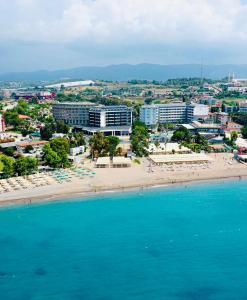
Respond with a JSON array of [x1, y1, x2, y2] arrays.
[[0, 180, 247, 300]]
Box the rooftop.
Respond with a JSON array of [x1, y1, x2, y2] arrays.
[[142, 102, 193, 109], [148, 142, 191, 154], [53, 102, 95, 106], [192, 121, 221, 129], [82, 126, 131, 132], [112, 157, 132, 165], [17, 141, 48, 147], [236, 138, 247, 148], [149, 153, 213, 165]]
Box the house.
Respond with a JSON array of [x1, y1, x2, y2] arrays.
[[223, 122, 242, 133], [16, 141, 48, 155]]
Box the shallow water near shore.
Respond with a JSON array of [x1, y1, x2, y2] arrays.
[[0, 180, 247, 299]]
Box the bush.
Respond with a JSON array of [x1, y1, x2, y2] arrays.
[[133, 158, 141, 165]]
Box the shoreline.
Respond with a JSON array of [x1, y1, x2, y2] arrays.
[[0, 173, 246, 209]]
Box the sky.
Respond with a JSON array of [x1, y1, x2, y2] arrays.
[[1, 0, 247, 73]]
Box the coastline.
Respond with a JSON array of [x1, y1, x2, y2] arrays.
[[0, 172, 246, 209]]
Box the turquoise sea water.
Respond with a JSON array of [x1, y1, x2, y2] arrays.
[[1, 180, 247, 299]]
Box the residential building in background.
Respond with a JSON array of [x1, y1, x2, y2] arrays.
[[15, 91, 56, 100], [222, 104, 239, 114], [239, 102, 247, 113], [193, 104, 210, 121], [0, 89, 14, 99], [208, 112, 229, 125], [199, 97, 218, 106]]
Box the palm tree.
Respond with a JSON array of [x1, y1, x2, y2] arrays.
[[89, 133, 106, 160]]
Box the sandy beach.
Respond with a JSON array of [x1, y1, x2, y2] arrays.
[[0, 153, 246, 207]]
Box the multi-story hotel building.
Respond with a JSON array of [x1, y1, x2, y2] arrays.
[[53, 102, 133, 136], [53, 102, 95, 127], [140, 103, 195, 126], [89, 106, 132, 128]]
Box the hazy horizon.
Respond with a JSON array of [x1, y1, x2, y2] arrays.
[[2, 62, 247, 76]]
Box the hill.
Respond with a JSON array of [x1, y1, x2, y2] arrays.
[[0, 63, 246, 82]]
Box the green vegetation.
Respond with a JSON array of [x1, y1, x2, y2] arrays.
[[42, 134, 85, 168], [241, 125, 247, 139], [107, 136, 121, 159], [171, 127, 192, 143], [25, 145, 34, 153], [130, 121, 149, 157], [89, 133, 120, 159], [40, 120, 70, 140], [0, 155, 15, 178], [67, 132, 85, 148], [0, 155, 38, 178], [1, 147, 15, 157], [43, 137, 70, 168], [171, 127, 210, 152], [157, 123, 176, 132], [14, 156, 38, 176], [133, 158, 141, 164]]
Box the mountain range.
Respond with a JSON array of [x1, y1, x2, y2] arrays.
[[0, 63, 247, 82]]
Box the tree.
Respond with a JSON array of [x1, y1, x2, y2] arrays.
[[171, 127, 192, 143], [56, 120, 70, 134], [106, 136, 120, 159], [67, 132, 85, 148], [4, 111, 22, 127], [50, 137, 70, 154], [25, 145, 34, 153], [241, 125, 247, 139], [26, 157, 38, 174], [40, 122, 56, 140], [14, 156, 38, 176], [230, 131, 238, 142], [2, 147, 15, 157], [130, 121, 149, 157], [0, 155, 15, 178], [49, 137, 70, 168], [89, 133, 107, 159], [144, 98, 153, 105], [16, 100, 29, 115], [43, 144, 62, 168], [194, 133, 208, 146]]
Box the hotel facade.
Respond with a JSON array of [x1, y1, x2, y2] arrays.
[[140, 103, 195, 126], [53, 102, 133, 136]]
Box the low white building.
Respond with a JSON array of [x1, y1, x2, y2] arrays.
[[70, 146, 85, 156], [148, 142, 192, 155], [149, 153, 213, 165], [193, 104, 210, 120], [46, 80, 95, 89], [52, 133, 66, 139]]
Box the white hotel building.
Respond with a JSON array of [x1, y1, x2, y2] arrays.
[[140, 103, 209, 126]]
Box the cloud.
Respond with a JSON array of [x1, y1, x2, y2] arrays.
[[0, 0, 247, 45], [1, 0, 247, 71]]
